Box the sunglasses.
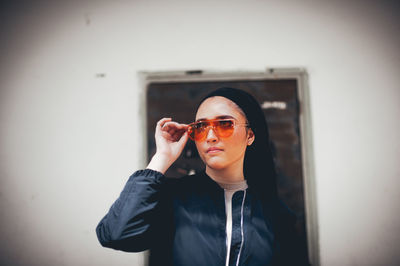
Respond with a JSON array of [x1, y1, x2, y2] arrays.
[[187, 118, 249, 141]]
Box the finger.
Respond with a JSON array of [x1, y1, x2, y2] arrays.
[[177, 131, 189, 146], [174, 123, 189, 130], [156, 118, 172, 135], [171, 131, 181, 141], [162, 121, 182, 134], [176, 129, 188, 141], [157, 118, 172, 129], [161, 129, 178, 142], [163, 126, 177, 138]]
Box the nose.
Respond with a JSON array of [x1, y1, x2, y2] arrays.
[[205, 126, 218, 143]]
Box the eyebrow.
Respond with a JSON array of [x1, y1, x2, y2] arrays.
[[195, 115, 235, 122]]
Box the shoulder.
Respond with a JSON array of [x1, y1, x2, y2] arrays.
[[130, 169, 204, 187]]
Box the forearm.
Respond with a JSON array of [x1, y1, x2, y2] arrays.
[[96, 169, 165, 252]]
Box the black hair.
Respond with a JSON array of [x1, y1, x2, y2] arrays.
[[199, 87, 278, 202], [199, 88, 304, 265]]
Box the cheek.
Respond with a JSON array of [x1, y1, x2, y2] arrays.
[[195, 141, 206, 159], [225, 135, 249, 159], [228, 131, 248, 148], [226, 140, 247, 156]]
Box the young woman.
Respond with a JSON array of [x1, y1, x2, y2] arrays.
[[96, 87, 303, 266]]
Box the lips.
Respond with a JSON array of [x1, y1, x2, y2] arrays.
[[206, 147, 223, 153]]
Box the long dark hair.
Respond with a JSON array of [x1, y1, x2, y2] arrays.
[[199, 87, 278, 203], [199, 88, 303, 265]]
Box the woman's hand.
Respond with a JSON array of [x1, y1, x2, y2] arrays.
[[146, 118, 189, 174]]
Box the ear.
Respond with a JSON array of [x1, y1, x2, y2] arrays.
[[247, 128, 255, 146]]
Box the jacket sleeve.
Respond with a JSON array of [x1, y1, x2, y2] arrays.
[[95, 169, 167, 252]]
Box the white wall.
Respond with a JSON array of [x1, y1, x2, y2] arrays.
[[1, 0, 399, 265]]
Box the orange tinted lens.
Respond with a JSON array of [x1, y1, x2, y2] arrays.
[[214, 120, 234, 138], [188, 120, 235, 141], [189, 121, 208, 141]]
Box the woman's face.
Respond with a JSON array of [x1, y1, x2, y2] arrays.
[[194, 96, 254, 171]]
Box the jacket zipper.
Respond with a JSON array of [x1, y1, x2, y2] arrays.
[[235, 190, 246, 266]]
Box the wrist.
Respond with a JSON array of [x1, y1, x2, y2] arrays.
[[146, 153, 172, 174]]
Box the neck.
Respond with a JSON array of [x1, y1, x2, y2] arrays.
[[205, 159, 245, 184]]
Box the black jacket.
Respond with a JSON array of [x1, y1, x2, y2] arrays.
[[96, 169, 302, 266]]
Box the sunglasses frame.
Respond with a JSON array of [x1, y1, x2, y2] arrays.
[[187, 118, 249, 141]]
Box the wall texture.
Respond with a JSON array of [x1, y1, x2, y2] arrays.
[[0, 0, 399, 265]]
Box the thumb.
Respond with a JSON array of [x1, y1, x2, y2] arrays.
[[178, 131, 189, 146]]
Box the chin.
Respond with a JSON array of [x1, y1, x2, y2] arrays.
[[205, 157, 227, 170]]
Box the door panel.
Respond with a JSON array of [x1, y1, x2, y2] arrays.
[[146, 79, 309, 264]]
